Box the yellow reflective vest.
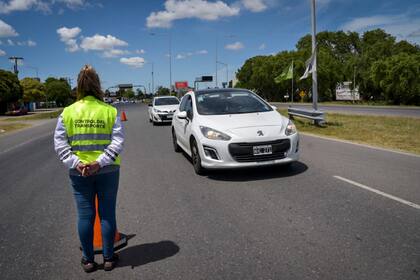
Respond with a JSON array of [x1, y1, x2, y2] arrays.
[[62, 96, 121, 165]]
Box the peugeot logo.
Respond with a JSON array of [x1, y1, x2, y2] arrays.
[[257, 130, 264, 136]]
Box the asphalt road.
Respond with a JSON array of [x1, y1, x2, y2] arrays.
[[273, 103, 420, 118], [1, 103, 419, 280]]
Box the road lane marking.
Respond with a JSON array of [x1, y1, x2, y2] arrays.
[[0, 132, 53, 155], [333, 175, 420, 210]]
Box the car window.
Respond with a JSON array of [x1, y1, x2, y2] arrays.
[[184, 95, 193, 119], [195, 90, 272, 115], [154, 97, 179, 106], [179, 95, 188, 111]]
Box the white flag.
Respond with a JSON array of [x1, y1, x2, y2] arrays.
[[300, 54, 316, 80]]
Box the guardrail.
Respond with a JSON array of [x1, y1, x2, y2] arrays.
[[288, 107, 325, 125]]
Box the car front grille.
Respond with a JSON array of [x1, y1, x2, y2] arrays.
[[228, 139, 291, 163]]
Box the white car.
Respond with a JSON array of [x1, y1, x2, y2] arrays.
[[148, 96, 180, 125], [171, 88, 300, 174]]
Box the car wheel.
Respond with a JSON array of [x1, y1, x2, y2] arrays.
[[191, 139, 206, 175], [172, 128, 181, 153], [149, 116, 152, 123]]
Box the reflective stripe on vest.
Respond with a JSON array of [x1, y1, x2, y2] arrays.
[[68, 133, 111, 142], [61, 96, 120, 165]]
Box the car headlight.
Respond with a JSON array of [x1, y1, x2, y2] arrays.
[[200, 126, 231, 141], [285, 120, 297, 136], [154, 108, 162, 113]]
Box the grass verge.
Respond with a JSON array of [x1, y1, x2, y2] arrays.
[[279, 109, 420, 155], [4, 109, 63, 121], [0, 123, 30, 134]]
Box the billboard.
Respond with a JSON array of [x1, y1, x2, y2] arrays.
[[336, 82, 360, 101], [175, 81, 189, 89]]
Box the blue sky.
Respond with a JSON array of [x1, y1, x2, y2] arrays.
[[0, 0, 419, 91]]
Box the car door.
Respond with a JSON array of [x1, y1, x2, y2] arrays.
[[173, 95, 188, 144], [176, 95, 193, 148]]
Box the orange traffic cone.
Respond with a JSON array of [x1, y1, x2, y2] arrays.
[[92, 196, 127, 254], [120, 111, 127, 122]]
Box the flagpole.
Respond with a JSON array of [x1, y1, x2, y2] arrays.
[[311, 0, 318, 112], [291, 60, 294, 103]]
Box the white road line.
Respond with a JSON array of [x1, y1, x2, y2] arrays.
[[0, 132, 53, 155], [333, 175, 420, 210]]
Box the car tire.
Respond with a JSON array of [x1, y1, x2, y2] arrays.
[[191, 139, 206, 175], [172, 128, 181, 153]]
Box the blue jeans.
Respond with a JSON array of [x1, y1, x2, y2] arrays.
[[70, 169, 119, 261]]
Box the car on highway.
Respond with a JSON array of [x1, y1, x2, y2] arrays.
[[148, 96, 180, 125], [171, 88, 299, 174]]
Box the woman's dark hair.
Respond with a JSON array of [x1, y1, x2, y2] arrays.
[[77, 65, 103, 100]]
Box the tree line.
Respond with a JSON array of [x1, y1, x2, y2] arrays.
[[235, 29, 420, 105], [0, 70, 73, 114]]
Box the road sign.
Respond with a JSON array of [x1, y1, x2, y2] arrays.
[[175, 81, 189, 89], [118, 84, 133, 89], [195, 76, 213, 82], [299, 91, 306, 98]]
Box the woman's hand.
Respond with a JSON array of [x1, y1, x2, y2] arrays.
[[86, 161, 101, 176], [76, 163, 87, 176]]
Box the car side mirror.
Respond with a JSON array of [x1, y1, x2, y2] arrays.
[[148, 103, 152, 107], [177, 111, 187, 119]]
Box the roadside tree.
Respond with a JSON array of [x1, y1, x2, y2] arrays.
[[0, 70, 23, 114]]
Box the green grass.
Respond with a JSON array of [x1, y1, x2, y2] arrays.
[[0, 123, 30, 134], [4, 109, 62, 121], [279, 109, 420, 155]]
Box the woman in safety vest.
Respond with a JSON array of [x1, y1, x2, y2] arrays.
[[54, 65, 124, 273]]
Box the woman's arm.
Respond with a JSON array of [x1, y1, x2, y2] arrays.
[[96, 116, 124, 167], [54, 115, 81, 169]]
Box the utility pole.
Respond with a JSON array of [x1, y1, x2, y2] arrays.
[[311, 0, 318, 113], [9, 56, 24, 76], [215, 37, 218, 88], [169, 33, 172, 91], [151, 62, 155, 94]]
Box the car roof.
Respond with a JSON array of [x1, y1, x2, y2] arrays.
[[194, 88, 251, 95], [154, 96, 178, 99]]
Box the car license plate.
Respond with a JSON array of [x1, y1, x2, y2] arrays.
[[253, 145, 272, 155], [167, 114, 173, 119]]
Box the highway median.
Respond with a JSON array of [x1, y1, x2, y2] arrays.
[[279, 109, 420, 155]]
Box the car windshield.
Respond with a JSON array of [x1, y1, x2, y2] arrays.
[[195, 91, 272, 115], [154, 98, 179, 106]]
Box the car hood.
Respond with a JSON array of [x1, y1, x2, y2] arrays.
[[154, 105, 179, 112], [199, 111, 288, 137]]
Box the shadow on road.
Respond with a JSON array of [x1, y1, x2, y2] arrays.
[[116, 240, 180, 269], [205, 161, 308, 182]]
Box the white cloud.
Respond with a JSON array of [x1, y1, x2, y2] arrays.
[[241, 0, 267, 12], [27, 39, 36, 46], [103, 49, 130, 58], [16, 39, 36, 46], [135, 49, 145, 54], [176, 53, 186, 59], [80, 34, 128, 51], [225, 41, 244, 50], [57, 26, 81, 52], [0, 19, 18, 37], [341, 14, 420, 44], [120, 56, 145, 68], [57, 26, 81, 41], [7, 38, 14, 45], [196, 49, 208, 54], [146, 0, 240, 28], [0, 0, 88, 14], [258, 43, 266, 50], [0, 49, 5, 56]]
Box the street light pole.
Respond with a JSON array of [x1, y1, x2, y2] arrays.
[[311, 0, 318, 112], [215, 37, 218, 88], [151, 62, 155, 94], [169, 32, 172, 91], [149, 32, 172, 90]]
